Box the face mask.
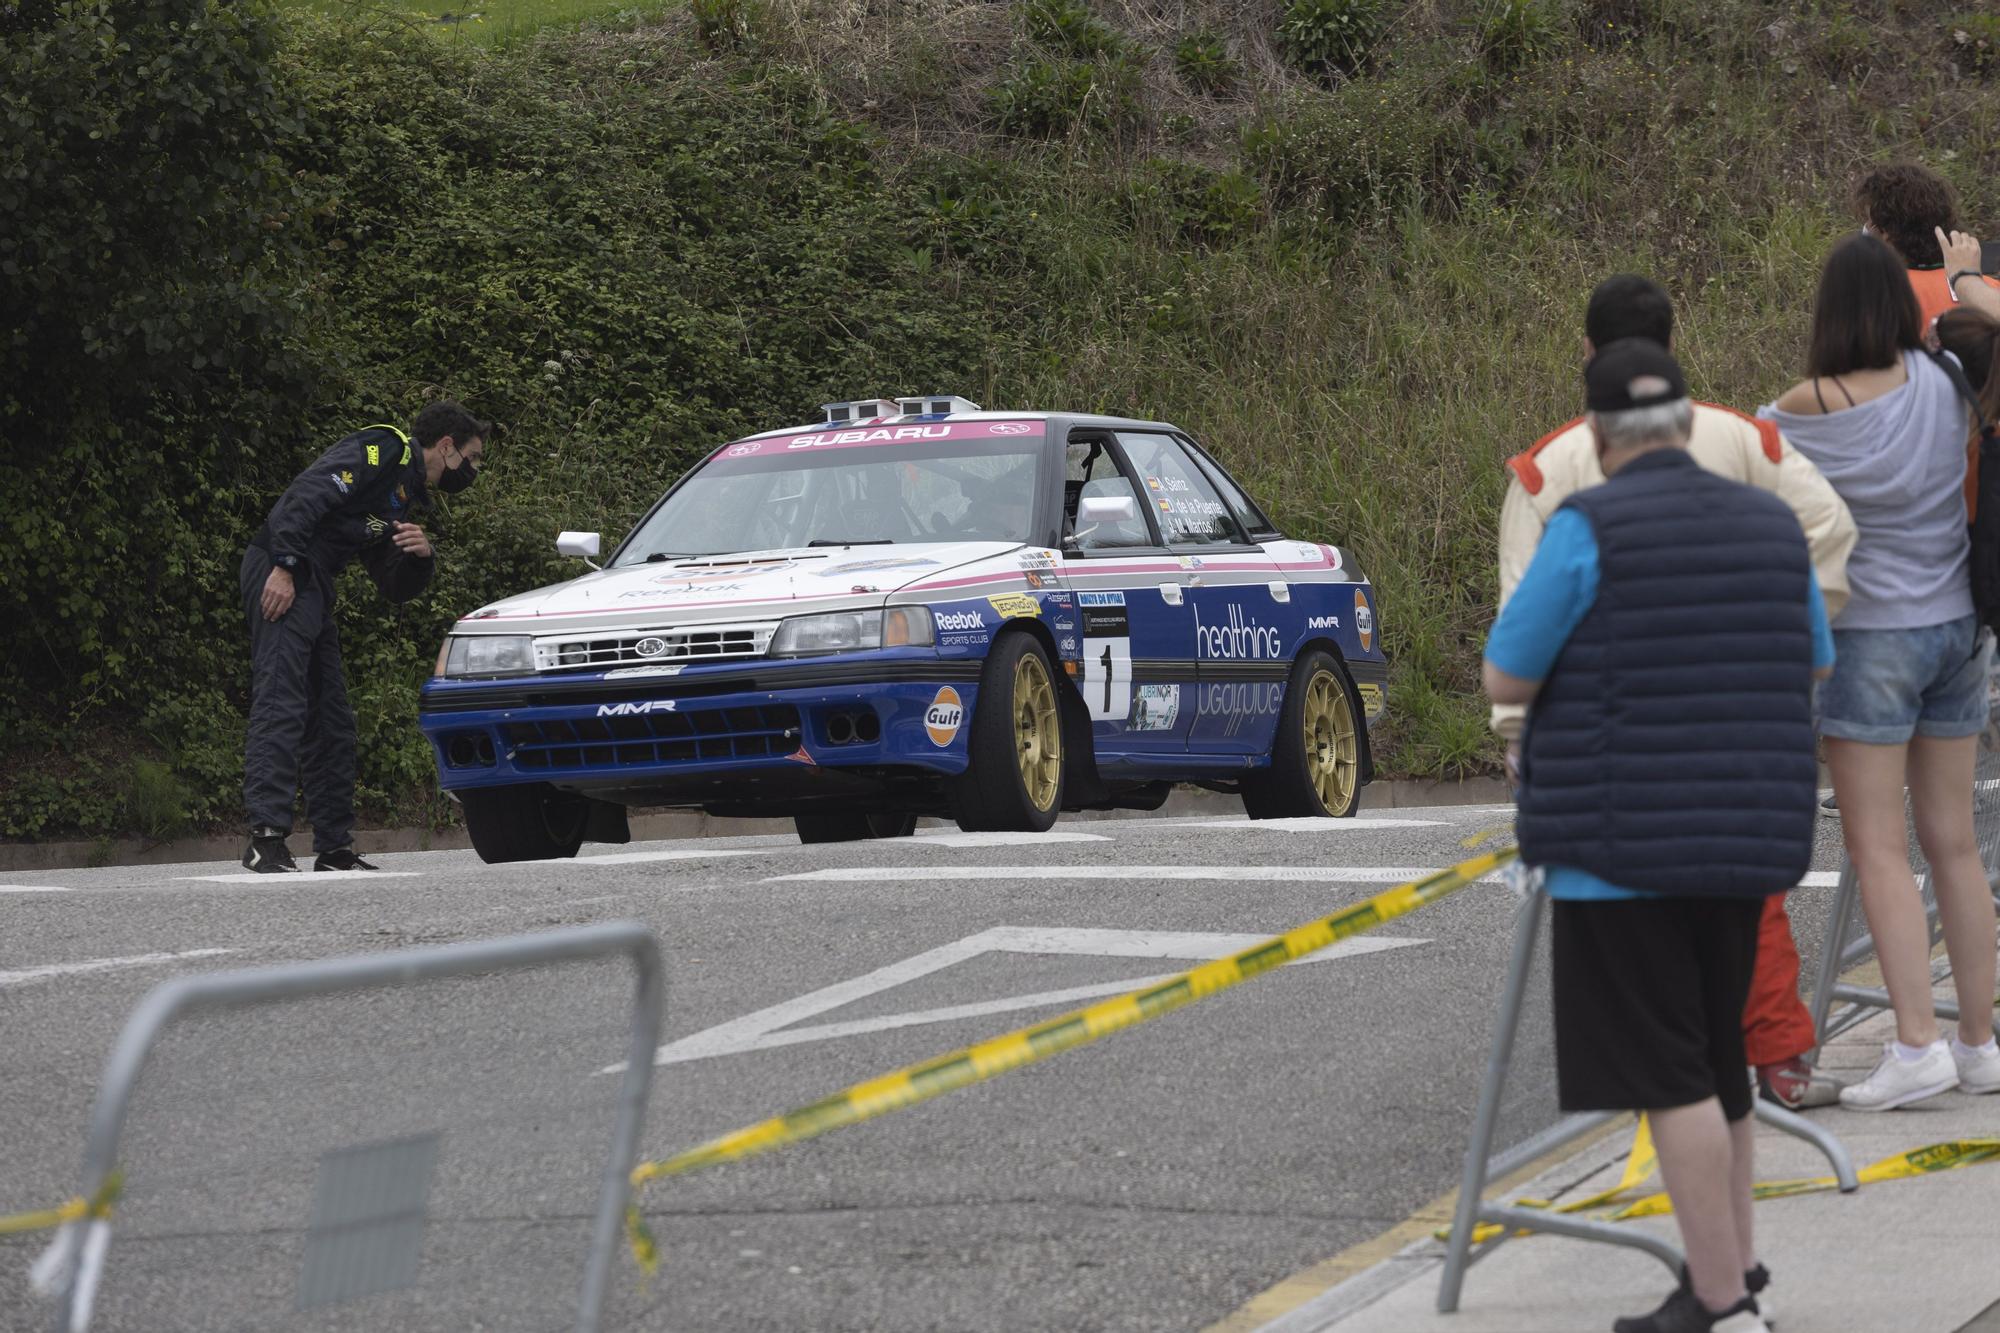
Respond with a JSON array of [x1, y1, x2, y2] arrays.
[[437, 447, 478, 495]]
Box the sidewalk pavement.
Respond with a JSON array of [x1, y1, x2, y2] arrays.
[[1264, 994, 2000, 1333]]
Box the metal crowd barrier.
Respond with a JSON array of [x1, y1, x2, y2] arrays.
[[1435, 870, 1857, 1314], [37, 922, 664, 1333]]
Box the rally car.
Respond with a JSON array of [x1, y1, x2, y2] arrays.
[[419, 395, 1388, 862]]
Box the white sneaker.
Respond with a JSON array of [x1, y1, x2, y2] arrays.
[[1838, 1040, 1959, 1111], [1952, 1036, 2000, 1094]]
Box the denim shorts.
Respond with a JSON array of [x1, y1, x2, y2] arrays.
[[1819, 614, 1989, 744]]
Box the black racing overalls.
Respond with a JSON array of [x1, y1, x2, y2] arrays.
[[241, 425, 434, 849]]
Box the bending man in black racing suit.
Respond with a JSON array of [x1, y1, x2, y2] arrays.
[[240, 401, 489, 872]]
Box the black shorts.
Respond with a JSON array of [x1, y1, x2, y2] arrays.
[[1551, 896, 1765, 1122]]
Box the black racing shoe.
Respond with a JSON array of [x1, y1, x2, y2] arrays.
[[313, 847, 379, 872], [1613, 1287, 1768, 1333], [242, 828, 299, 873], [1629, 1265, 1777, 1331]]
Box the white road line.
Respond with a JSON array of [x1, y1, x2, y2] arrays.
[[172, 872, 424, 884], [0, 948, 236, 988], [769, 865, 1503, 885], [909, 831, 1111, 848], [0, 885, 72, 894], [1163, 817, 1447, 832], [553, 848, 771, 866], [768, 865, 1846, 888], [611, 925, 1424, 1071]]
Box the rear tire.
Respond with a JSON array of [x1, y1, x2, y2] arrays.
[[952, 632, 1065, 832], [1242, 650, 1363, 819], [460, 783, 589, 863], [794, 811, 919, 844]]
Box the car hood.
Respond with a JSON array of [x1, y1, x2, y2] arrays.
[[455, 543, 1025, 631]]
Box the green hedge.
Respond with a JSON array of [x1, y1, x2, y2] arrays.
[[8, 0, 2000, 839]]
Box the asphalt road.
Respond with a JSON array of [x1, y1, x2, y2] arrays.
[[0, 806, 1850, 1333]]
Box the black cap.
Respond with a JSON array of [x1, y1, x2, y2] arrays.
[[1585, 338, 1688, 413]]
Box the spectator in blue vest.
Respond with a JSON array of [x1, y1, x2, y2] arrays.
[[1485, 340, 1831, 1333], [1758, 234, 2000, 1110]]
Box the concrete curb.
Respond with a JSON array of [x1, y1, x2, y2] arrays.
[[0, 776, 1512, 873]]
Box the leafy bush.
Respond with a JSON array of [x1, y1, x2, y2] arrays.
[[1278, 0, 1387, 78], [990, 53, 1143, 138], [1022, 0, 1122, 58], [0, 0, 314, 815], [1126, 159, 1263, 247], [1243, 81, 1471, 226], [1173, 30, 1239, 96], [1479, 0, 1566, 71], [690, 0, 766, 51], [126, 760, 193, 842]]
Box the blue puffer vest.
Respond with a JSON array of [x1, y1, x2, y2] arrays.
[[1518, 448, 1817, 897]]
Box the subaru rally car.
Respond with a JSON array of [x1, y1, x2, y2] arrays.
[[419, 395, 1388, 862]]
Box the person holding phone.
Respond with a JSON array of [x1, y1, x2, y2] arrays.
[[239, 401, 488, 873]]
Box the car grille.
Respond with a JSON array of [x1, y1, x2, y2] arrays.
[[532, 621, 778, 672], [502, 704, 802, 771]]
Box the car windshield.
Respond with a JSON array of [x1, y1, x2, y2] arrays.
[[614, 426, 1049, 565]]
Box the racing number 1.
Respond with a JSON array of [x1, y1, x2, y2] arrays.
[[1081, 601, 1132, 723]]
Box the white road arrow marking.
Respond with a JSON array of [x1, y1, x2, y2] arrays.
[[607, 926, 1425, 1072]]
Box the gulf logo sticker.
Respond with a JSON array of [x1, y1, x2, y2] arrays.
[[925, 686, 965, 746], [1355, 588, 1374, 652]]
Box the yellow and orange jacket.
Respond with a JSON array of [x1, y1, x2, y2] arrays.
[[1491, 402, 1857, 740]]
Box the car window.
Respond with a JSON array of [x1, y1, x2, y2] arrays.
[[615, 440, 1045, 563], [1113, 432, 1247, 547], [1064, 438, 1153, 551], [1179, 435, 1275, 535]]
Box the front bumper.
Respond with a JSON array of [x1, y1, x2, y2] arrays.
[[418, 652, 981, 796]]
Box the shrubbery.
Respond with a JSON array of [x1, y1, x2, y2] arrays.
[[9, 0, 2000, 838]]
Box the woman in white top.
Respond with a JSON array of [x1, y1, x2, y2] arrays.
[[1759, 233, 2000, 1111]]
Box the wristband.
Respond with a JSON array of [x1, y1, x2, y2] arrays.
[[1951, 269, 1984, 290]]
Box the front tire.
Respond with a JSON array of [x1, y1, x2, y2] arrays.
[[952, 632, 1065, 832], [460, 783, 589, 863], [794, 811, 919, 844], [1242, 650, 1363, 819]]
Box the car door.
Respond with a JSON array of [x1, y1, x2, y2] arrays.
[[1056, 429, 1195, 756], [1111, 431, 1304, 757]]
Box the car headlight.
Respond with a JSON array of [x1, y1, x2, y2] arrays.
[[768, 607, 934, 656], [444, 634, 535, 677]]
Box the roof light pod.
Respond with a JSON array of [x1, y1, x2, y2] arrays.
[[895, 394, 982, 416], [820, 398, 903, 424]]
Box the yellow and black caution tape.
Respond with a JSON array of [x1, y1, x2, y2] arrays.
[[1611, 1137, 2000, 1219], [1437, 1126, 2000, 1244], [1438, 1115, 1656, 1246], [624, 846, 1520, 1274], [0, 1173, 122, 1238]]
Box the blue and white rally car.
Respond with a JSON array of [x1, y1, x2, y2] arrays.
[[419, 395, 1388, 861]]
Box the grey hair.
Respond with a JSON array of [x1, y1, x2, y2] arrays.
[[1589, 398, 1694, 450]]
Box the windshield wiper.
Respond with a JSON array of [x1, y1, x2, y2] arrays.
[[807, 538, 893, 547], [643, 552, 697, 562]]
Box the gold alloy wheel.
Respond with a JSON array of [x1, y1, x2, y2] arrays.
[[1302, 669, 1359, 815], [1012, 652, 1062, 812]]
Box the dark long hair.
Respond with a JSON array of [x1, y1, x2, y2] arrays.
[[1935, 306, 2000, 430], [1806, 234, 1923, 378]]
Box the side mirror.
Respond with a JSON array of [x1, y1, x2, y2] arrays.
[[1078, 495, 1139, 524], [556, 530, 601, 569]]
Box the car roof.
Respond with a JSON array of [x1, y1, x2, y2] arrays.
[[727, 410, 1181, 445]]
